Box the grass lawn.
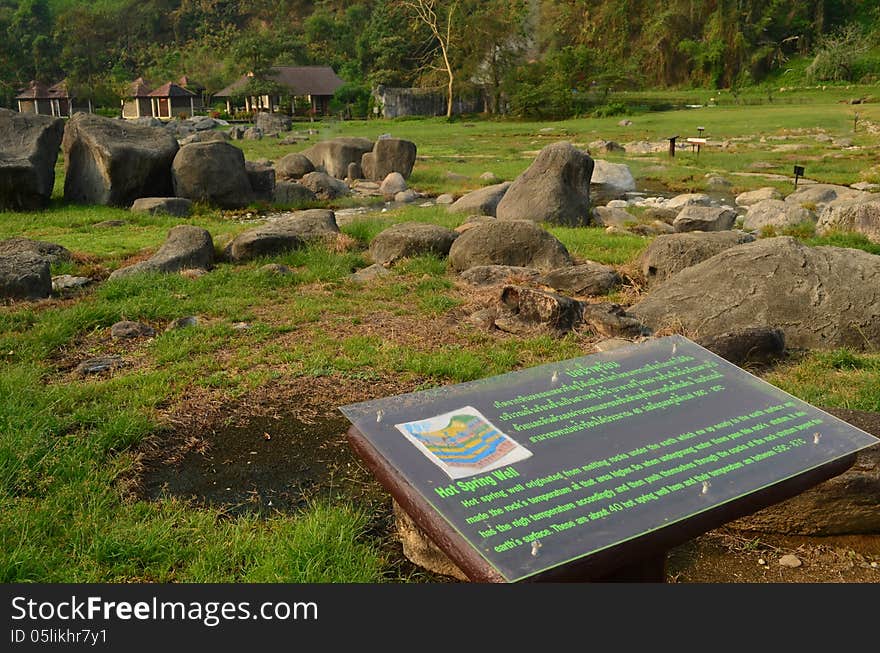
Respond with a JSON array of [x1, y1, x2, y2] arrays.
[[2, 90, 880, 582]]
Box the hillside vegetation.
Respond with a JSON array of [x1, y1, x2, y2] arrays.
[[1, 1, 879, 117]]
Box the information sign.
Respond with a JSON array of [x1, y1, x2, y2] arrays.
[[340, 336, 878, 582]]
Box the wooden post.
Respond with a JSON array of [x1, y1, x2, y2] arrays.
[[190, 96, 195, 116]]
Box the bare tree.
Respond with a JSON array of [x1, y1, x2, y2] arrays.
[[400, 0, 459, 118]]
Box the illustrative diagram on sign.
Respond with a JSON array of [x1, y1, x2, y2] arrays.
[[396, 406, 532, 479]]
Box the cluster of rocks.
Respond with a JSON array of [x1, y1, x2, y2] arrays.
[[0, 110, 420, 213]]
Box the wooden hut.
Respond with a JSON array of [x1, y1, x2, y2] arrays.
[[148, 81, 199, 119], [121, 78, 154, 119], [214, 66, 344, 116], [16, 80, 89, 117]]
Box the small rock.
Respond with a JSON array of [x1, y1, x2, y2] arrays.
[[75, 355, 125, 375], [435, 193, 455, 205], [52, 275, 92, 292], [259, 263, 292, 275], [594, 338, 635, 352], [232, 322, 251, 331], [165, 316, 198, 331], [350, 264, 392, 283], [778, 554, 802, 568], [111, 320, 155, 339], [758, 558, 767, 566], [179, 268, 208, 279]]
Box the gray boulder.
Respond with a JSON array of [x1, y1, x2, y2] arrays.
[[369, 223, 458, 265], [672, 205, 737, 232], [540, 262, 621, 296], [816, 197, 880, 243], [361, 138, 417, 180], [665, 193, 711, 211], [253, 112, 291, 135], [448, 220, 572, 272], [495, 142, 594, 226], [0, 108, 65, 210], [459, 265, 542, 286], [447, 182, 511, 217], [225, 209, 339, 262], [109, 225, 214, 279], [630, 237, 880, 350], [171, 142, 253, 209], [728, 407, 880, 535], [637, 231, 756, 286], [273, 181, 317, 205], [743, 199, 815, 232], [696, 327, 786, 367], [785, 183, 868, 211], [0, 251, 51, 299], [593, 206, 635, 229], [179, 130, 229, 146], [62, 113, 179, 206], [243, 127, 262, 140], [299, 171, 350, 200], [590, 159, 636, 198], [496, 286, 585, 334], [130, 197, 193, 217], [302, 137, 374, 179], [379, 172, 407, 198], [275, 153, 315, 180], [735, 187, 783, 207], [245, 161, 276, 202], [0, 237, 71, 264]]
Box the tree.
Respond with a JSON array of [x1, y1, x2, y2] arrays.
[[399, 0, 460, 118]]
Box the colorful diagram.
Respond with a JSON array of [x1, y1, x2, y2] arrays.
[[396, 406, 532, 479]]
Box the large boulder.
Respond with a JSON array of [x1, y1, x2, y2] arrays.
[[742, 199, 815, 232], [540, 262, 621, 296], [495, 142, 594, 226], [275, 153, 315, 180], [130, 197, 193, 217], [302, 137, 374, 179], [735, 187, 783, 207], [379, 172, 407, 199], [665, 193, 711, 211], [447, 182, 511, 217], [245, 161, 276, 202], [0, 251, 51, 299], [448, 220, 572, 272], [171, 142, 253, 209], [253, 112, 291, 135], [590, 159, 636, 200], [816, 197, 880, 243], [0, 237, 71, 264], [273, 181, 317, 205], [459, 265, 542, 286], [361, 138, 417, 181], [672, 205, 737, 232], [727, 407, 880, 535], [62, 112, 179, 206], [637, 231, 756, 286], [0, 108, 64, 210], [369, 222, 458, 265], [784, 183, 868, 211], [299, 171, 350, 200], [225, 209, 339, 262], [630, 237, 880, 350], [109, 225, 214, 279]]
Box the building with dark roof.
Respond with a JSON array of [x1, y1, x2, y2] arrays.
[[121, 77, 154, 119], [214, 66, 345, 116], [148, 81, 202, 119], [15, 79, 89, 117]]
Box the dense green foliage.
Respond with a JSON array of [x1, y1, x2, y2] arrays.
[[0, 1, 879, 115]]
